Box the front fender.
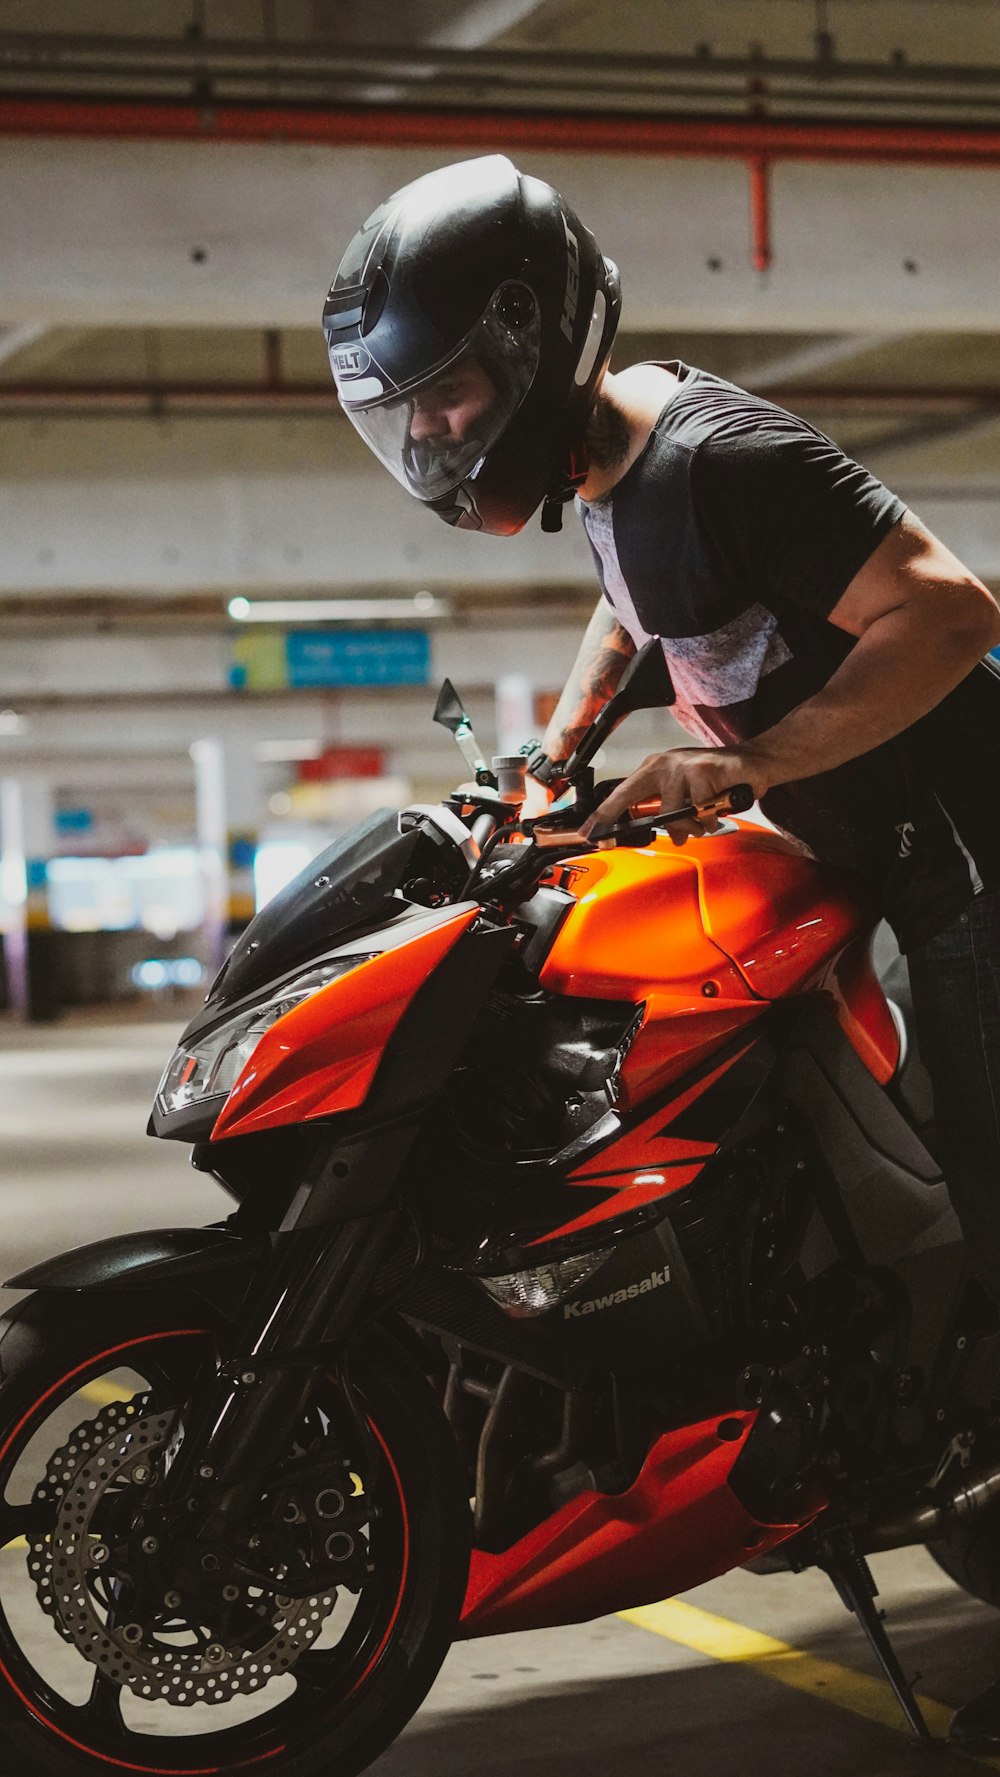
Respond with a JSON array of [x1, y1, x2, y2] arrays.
[[5, 1225, 266, 1316]]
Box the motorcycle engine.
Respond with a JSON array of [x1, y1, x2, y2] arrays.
[[445, 978, 638, 1159]]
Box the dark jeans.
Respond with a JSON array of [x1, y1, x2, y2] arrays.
[[907, 887, 1000, 1299]]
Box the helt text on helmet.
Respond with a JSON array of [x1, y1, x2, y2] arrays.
[[560, 217, 581, 343]]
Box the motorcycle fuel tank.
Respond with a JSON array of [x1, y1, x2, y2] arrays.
[[539, 820, 898, 1095]]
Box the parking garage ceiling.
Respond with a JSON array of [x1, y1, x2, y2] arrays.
[[1, 0, 998, 642]]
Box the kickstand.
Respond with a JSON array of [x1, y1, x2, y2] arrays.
[[819, 1541, 933, 1744]]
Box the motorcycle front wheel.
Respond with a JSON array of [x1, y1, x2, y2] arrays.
[[0, 1291, 470, 1777]]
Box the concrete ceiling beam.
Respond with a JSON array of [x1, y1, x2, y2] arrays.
[[0, 324, 92, 375], [0, 414, 598, 595], [0, 321, 48, 368], [0, 625, 586, 707], [422, 0, 550, 48], [733, 331, 908, 391], [3, 410, 1000, 599], [3, 139, 1000, 332]]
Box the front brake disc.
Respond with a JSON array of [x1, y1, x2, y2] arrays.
[[28, 1397, 340, 1706]]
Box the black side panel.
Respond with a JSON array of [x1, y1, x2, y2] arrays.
[[397, 1266, 590, 1390], [775, 998, 954, 1267], [364, 923, 517, 1116], [775, 998, 964, 1388]]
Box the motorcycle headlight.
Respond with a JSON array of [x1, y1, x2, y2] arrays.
[[156, 956, 375, 1116]]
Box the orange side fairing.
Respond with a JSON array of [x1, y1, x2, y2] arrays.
[[521, 824, 894, 1249], [823, 933, 900, 1085], [211, 907, 477, 1139], [691, 824, 870, 997], [691, 825, 898, 1080], [542, 824, 894, 1090], [539, 842, 766, 1106]]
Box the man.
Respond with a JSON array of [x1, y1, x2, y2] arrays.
[[325, 155, 1000, 1746]]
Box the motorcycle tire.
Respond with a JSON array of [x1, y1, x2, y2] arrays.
[[928, 1510, 1000, 1609], [0, 1289, 470, 1777]]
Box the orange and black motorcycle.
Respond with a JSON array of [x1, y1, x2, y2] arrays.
[[1, 642, 998, 1774]]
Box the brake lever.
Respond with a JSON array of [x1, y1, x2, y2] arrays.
[[527, 781, 756, 851], [595, 781, 756, 843], [523, 805, 593, 850]]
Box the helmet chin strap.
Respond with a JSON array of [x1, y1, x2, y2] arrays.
[[540, 439, 589, 533]]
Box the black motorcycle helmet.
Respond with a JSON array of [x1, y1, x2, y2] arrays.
[[322, 155, 621, 534]]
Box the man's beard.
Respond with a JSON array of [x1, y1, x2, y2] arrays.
[[585, 394, 631, 472]]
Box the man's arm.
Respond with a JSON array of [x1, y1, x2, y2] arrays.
[[539, 598, 637, 769], [584, 515, 1000, 837]]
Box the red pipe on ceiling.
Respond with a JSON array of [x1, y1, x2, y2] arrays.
[[3, 99, 1000, 167], [747, 156, 771, 273], [6, 97, 1000, 273], [5, 98, 1000, 273]]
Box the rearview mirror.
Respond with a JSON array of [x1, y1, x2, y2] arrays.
[[433, 679, 471, 735], [563, 639, 674, 778], [433, 678, 490, 779], [612, 639, 675, 716]]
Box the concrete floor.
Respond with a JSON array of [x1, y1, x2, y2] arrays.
[[0, 1009, 998, 1776]]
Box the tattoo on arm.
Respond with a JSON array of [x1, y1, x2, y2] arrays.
[[542, 601, 636, 762]]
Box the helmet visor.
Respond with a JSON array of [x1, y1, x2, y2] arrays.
[[331, 289, 541, 504]]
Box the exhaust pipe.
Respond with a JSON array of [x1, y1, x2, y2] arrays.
[[864, 1460, 1000, 1552]]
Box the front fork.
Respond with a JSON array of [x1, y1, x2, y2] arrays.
[[157, 1210, 399, 1525]]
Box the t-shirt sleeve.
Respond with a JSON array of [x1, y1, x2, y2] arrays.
[[691, 424, 907, 621]]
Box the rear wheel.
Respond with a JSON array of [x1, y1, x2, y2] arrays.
[[0, 1292, 469, 1777]]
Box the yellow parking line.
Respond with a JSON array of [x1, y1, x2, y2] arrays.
[[1, 1381, 133, 1552], [620, 1598, 1000, 1767], [80, 1379, 133, 1407]]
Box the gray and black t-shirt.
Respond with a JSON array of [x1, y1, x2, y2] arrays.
[[580, 360, 1000, 950]]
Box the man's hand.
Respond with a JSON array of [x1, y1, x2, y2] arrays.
[[581, 746, 767, 844]]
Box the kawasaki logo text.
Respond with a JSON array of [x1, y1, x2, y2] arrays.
[[564, 1265, 670, 1319]]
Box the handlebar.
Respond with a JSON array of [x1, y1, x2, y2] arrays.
[[452, 780, 755, 903], [526, 781, 755, 850]]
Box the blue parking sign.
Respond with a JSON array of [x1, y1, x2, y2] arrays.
[[285, 629, 430, 689]]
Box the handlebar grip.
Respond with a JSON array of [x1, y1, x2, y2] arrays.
[[594, 780, 756, 845], [529, 780, 756, 852], [695, 781, 755, 818]]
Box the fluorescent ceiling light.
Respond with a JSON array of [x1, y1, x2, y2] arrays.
[[228, 593, 450, 623]]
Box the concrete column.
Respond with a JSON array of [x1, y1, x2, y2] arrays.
[[220, 741, 263, 929], [0, 777, 28, 1017], [495, 672, 535, 760], [0, 773, 58, 1019], [191, 739, 228, 981], [191, 739, 264, 978]]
